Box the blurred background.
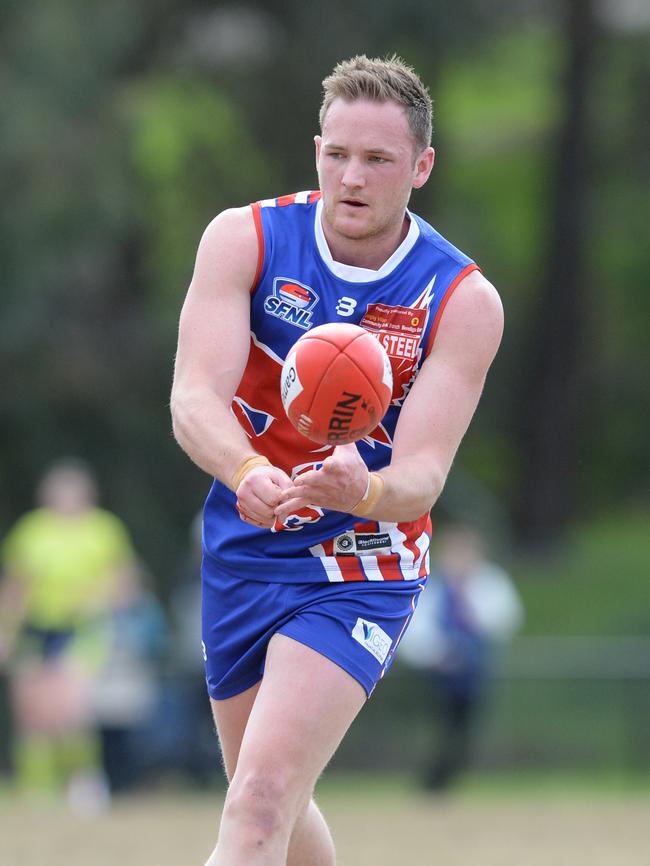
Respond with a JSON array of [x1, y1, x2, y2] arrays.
[[1, 0, 649, 817]]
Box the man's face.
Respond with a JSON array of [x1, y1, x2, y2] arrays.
[[315, 97, 433, 245]]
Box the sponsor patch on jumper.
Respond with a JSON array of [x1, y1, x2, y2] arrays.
[[360, 303, 427, 403], [352, 618, 392, 664], [333, 531, 392, 556]]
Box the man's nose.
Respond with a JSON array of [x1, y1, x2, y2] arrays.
[[341, 158, 366, 189]]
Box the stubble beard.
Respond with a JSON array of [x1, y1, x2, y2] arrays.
[[323, 198, 406, 246]]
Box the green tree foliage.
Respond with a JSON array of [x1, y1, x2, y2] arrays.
[[124, 75, 270, 334]]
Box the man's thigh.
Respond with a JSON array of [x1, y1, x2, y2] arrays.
[[233, 633, 366, 794], [210, 682, 260, 781]]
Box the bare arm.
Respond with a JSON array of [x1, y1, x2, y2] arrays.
[[171, 207, 291, 522], [0, 572, 27, 666], [171, 206, 258, 480], [374, 271, 503, 518], [275, 270, 504, 522]]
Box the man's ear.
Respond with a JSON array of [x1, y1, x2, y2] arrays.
[[413, 146, 435, 189]]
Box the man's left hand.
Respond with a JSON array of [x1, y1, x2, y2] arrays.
[[274, 444, 369, 520]]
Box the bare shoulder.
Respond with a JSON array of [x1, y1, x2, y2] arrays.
[[192, 205, 260, 291], [176, 206, 260, 374], [201, 205, 258, 248], [433, 269, 504, 370]]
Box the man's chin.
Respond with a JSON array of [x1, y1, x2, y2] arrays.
[[331, 212, 373, 240]]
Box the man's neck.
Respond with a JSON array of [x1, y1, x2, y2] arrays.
[[321, 214, 411, 271]]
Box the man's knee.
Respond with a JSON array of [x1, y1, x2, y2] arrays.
[[223, 766, 309, 839]]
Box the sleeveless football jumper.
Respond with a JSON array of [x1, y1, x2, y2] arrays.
[[202, 191, 478, 584]]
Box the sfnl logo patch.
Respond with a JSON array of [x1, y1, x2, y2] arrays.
[[264, 277, 319, 330], [352, 618, 392, 665]]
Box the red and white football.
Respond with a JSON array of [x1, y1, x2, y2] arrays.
[[280, 323, 393, 445]]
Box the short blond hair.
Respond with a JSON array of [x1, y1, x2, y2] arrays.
[[319, 54, 432, 151]]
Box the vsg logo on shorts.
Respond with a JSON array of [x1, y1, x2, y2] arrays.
[[264, 278, 319, 330], [352, 618, 392, 664]]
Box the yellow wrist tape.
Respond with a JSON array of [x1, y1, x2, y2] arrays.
[[231, 455, 272, 491], [350, 472, 385, 517]]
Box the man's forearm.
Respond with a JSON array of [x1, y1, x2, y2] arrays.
[[370, 459, 446, 522], [171, 388, 258, 488]]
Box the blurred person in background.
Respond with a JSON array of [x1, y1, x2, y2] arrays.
[[0, 458, 135, 813], [401, 523, 523, 791], [171, 54, 503, 865], [91, 561, 168, 796]]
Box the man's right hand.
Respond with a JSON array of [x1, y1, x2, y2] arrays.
[[236, 466, 293, 528]]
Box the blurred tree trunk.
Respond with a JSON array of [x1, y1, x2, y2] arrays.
[[513, 0, 598, 547]]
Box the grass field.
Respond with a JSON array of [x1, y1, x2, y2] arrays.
[[2, 775, 649, 866]]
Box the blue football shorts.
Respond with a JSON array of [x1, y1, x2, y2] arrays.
[[201, 557, 426, 700]]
